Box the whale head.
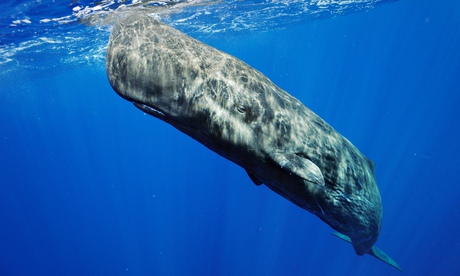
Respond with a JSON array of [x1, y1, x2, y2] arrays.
[[106, 15, 264, 158], [106, 16, 190, 123]]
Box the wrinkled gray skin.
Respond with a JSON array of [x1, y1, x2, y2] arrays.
[[106, 15, 382, 257]]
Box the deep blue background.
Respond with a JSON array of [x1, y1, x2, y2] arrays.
[[1, 0, 460, 275]]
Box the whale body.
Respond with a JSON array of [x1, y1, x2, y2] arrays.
[[106, 14, 400, 271]]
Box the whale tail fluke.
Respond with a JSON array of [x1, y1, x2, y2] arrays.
[[332, 232, 402, 272], [368, 242, 402, 272]]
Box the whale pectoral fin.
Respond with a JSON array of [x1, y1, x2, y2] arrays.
[[332, 232, 402, 272], [246, 169, 263, 186], [267, 153, 325, 186]]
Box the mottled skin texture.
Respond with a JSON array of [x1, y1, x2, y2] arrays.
[[106, 15, 382, 256]]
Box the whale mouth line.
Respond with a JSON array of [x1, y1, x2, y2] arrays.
[[133, 102, 166, 119]]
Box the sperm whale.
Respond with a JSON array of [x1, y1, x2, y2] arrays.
[[106, 14, 400, 271]]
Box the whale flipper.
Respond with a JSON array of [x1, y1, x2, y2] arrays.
[[267, 152, 325, 186], [246, 169, 263, 186], [332, 232, 402, 272]]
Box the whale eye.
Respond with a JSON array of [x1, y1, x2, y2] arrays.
[[236, 104, 247, 114]]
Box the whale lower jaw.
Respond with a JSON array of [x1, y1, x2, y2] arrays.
[[133, 102, 166, 119]]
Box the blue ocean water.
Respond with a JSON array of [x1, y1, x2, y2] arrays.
[[1, 0, 460, 275]]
